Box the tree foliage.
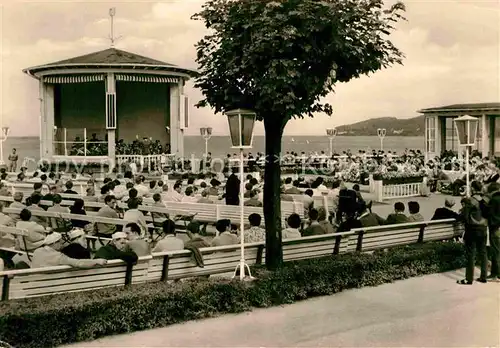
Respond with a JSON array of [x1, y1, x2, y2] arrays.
[[192, 0, 406, 270], [192, 0, 406, 126]]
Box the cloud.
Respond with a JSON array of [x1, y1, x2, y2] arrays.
[[0, 0, 498, 138]]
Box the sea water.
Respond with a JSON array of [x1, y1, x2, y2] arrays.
[[3, 135, 424, 165]]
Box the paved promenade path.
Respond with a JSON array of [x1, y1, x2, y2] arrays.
[[66, 268, 499, 348]]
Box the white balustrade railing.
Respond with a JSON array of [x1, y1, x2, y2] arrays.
[[373, 178, 426, 202]]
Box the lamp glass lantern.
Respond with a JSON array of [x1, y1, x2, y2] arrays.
[[326, 128, 337, 137], [2, 127, 9, 138], [454, 115, 478, 146], [225, 109, 256, 149]]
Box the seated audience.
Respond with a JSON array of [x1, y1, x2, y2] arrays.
[[151, 193, 169, 220], [197, 190, 214, 204], [431, 198, 460, 220], [153, 219, 185, 252], [70, 199, 88, 229], [0, 201, 14, 227], [165, 182, 183, 202], [96, 195, 119, 237], [123, 199, 148, 237], [284, 180, 302, 194], [42, 185, 58, 202], [407, 201, 424, 222], [302, 209, 325, 236], [241, 213, 265, 243], [134, 176, 150, 198], [302, 189, 314, 213], [385, 202, 409, 225], [9, 191, 26, 223], [124, 222, 150, 256], [27, 194, 47, 227], [244, 190, 262, 207], [60, 229, 91, 259], [317, 207, 336, 234], [282, 213, 302, 239], [16, 208, 47, 252], [207, 179, 220, 196], [184, 221, 211, 249], [64, 181, 78, 195], [94, 231, 138, 264], [31, 232, 106, 268], [182, 186, 198, 203], [47, 194, 70, 213], [211, 219, 239, 246], [244, 182, 254, 198], [84, 187, 98, 202], [358, 201, 385, 227]]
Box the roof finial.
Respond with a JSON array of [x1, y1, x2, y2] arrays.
[[108, 8, 122, 47]]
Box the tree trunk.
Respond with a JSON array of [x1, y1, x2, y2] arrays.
[[263, 120, 284, 270]]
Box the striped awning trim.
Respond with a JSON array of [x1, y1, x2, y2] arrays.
[[115, 74, 179, 83], [44, 75, 105, 84]]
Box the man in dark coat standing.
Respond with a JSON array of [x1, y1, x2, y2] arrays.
[[485, 183, 500, 281], [224, 168, 240, 206]]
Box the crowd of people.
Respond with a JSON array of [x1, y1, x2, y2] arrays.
[[0, 147, 499, 284]]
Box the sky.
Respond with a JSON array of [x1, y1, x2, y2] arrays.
[[0, 0, 498, 137]]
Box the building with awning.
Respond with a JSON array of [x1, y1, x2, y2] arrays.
[[418, 102, 500, 161], [23, 47, 196, 166]]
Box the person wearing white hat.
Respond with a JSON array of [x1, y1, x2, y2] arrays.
[[94, 231, 138, 264], [31, 232, 107, 269], [60, 229, 91, 260]]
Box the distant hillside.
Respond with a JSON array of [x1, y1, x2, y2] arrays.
[[336, 116, 424, 136]]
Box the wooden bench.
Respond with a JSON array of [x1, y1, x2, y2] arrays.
[[147, 243, 264, 281], [2, 208, 126, 249], [0, 219, 463, 301], [281, 232, 351, 262], [347, 219, 463, 252], [6, 182, 88, 196], [0, 226, 33, 258], [288, 194, 335, 212], [0, 256, 151, 301]]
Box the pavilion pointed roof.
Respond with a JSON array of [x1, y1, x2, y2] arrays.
[[45, 48, 176, 66], [23, 47, 196, 79]]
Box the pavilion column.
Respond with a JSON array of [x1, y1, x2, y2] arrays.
[[169, 81, 185, 157], [481, 114, 489, 158], [106, 73, 117, 169], [39, 80, 55, 159]]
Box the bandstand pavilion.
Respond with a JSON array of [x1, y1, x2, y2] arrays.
[[419, 102, 500, 161], [23, 48, 196, 166]]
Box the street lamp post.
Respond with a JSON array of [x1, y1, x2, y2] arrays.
[[377, 128, 386, 152], [326, 128, 337, 157], [200, 127, 213, 171], [225, 108, 256, 281], [454, 115, 479, 197], [0, 127, 10, 166]]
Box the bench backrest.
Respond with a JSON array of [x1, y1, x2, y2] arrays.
[[0, 218, 462, 301], [147, 243, 264, 282], [348, 219, 462, 252], [2, 207, 129, 227], [0, 256, 151, 300]]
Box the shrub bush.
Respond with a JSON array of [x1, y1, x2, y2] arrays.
[[0, 242, 466, 348]]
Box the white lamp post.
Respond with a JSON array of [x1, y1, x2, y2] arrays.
[[0, 126, 10, 166], [200, 127, 213, 170], [454, 115, 479, 197], [326, 128, 337, 157], [377, 128, 386, 152], [225, 108, 256, 281]]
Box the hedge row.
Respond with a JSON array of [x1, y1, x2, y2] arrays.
[[0, 242, 466, 348]]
